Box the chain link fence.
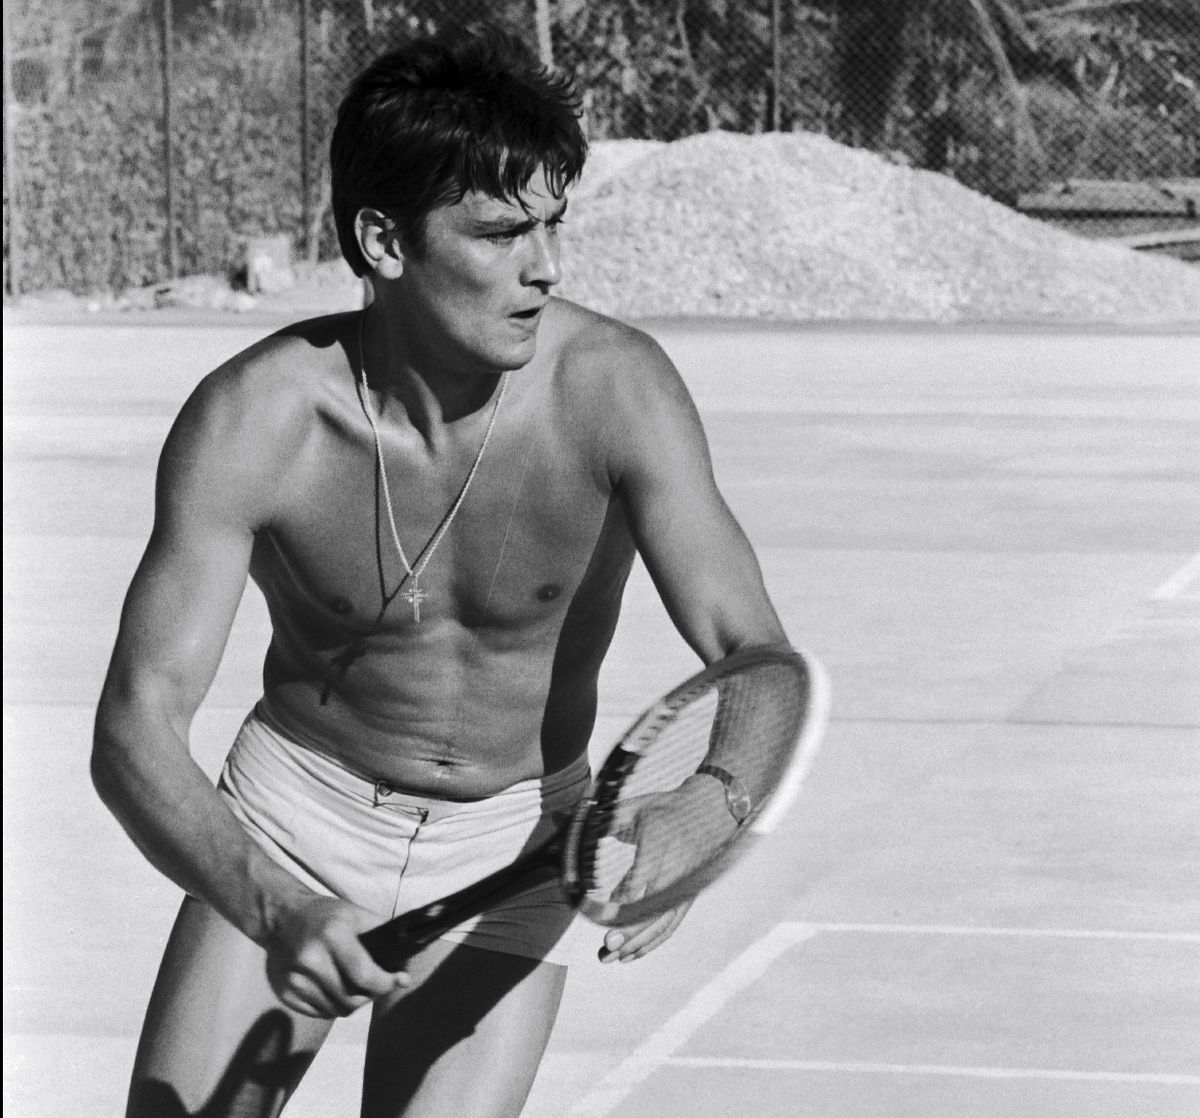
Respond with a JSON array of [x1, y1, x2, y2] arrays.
[[5, 0, 1199, 299]]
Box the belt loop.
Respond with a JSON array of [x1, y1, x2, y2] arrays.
[[373, 780, 430, 821]]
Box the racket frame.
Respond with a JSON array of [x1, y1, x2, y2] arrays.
[[561, 644, 831, 926]]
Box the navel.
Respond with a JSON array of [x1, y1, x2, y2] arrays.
[[329, 596, 353, 615], [536, 583, 562, 603]]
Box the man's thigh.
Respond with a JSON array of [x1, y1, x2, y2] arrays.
[[127, 896, 334, 1118], [362, 939, 568, 1118]]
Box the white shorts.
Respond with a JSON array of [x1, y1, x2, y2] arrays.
[[217, 709, 595, 966]]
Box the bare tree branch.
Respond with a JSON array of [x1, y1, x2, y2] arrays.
[[964, 0, 1049, 179], [1025, 1, 1149, 21]]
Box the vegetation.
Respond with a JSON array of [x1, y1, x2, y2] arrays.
[[5, 0, 1197, 294]]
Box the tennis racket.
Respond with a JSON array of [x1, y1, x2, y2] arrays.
[[359, 644, 831, 971]]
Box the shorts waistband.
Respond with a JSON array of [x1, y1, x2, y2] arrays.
[[239, 707, 591, 823]]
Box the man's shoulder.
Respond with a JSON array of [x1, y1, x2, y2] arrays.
[[542, 300, 699, 474], [183, 312, 354, 430], [547, 299, 673, 386], [168, 312, 356, 475], [208, 312, 353, 399]]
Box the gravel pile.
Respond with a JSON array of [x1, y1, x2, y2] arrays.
[[32, 130, 1192, 325], [558, 131, 1200, 324]]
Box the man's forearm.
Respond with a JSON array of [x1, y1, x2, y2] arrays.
[[694, 637, 795, 819], [92, 704, 314, 944]]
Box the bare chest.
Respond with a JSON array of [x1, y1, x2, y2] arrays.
[[251, 414, 622, 639]]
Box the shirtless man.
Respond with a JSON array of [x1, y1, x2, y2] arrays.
[[92, 24, 787, 1118]]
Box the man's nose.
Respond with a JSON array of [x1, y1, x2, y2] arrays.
[[522, 226, 562, 289]]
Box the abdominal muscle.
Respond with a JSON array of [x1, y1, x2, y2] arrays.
[[255, 610, 602, 800]]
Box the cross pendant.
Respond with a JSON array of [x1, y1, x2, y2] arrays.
[[403, 580, 429, 623]]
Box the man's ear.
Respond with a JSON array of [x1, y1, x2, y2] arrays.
[[355, 208, 405, 280]]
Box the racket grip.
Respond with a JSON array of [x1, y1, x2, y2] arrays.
[[359, 920, 423, 972]]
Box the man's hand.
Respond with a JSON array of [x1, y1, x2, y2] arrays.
[[598, 901, 693, 963], [605, 773, 741, 906], [263, 897, 410, 1018], [593, 770, 744, 964]]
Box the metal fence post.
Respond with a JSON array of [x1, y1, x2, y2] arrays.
[[300, 0, 311, 260], [535, 0, 554, 68], [161, 0, 177, 279], [770, 0, 781, 132], [2, 0, 22, 298]]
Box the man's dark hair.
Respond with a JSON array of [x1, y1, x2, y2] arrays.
[[331, 23, 587, 275]]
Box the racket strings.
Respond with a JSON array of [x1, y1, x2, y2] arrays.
[[575, 659, 810, 911]]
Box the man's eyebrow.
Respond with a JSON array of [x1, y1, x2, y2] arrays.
[[473, 199, 569, 232], [474, 214, 535, 233]]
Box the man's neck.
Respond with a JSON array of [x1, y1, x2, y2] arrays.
[[359, 306, 504, 440]]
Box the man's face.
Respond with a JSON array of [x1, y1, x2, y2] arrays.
[[395, 171, 568, 375]]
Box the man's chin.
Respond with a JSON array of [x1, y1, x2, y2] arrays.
[[488, 331, 540, 372], [431, 313, 543, 376]]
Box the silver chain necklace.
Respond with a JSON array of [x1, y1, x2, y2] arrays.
[[357, 314, 508, 622]]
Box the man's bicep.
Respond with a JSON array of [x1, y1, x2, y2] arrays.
[[103, 383, 262, 722], [105, 517, 253, 722], [613, 365, 785, 660], [628, 467, 784, 661]]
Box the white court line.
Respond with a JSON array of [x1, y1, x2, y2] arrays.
[[565, 923, 818, 1118], [566, 653, 831, 1117], [566, 920, 1200, 1117], [802, 921, 1200, 943], [663, 1057, 1200, 1087], [1152, 551, 1200, 600]]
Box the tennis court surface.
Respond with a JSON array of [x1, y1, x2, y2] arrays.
[[5, 318, 1199, 1116]]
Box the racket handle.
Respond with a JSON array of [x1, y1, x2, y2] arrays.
[[359, 921, 425, 972], [356, 841, 568, 971]]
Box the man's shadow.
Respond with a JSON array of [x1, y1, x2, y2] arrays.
[[127, 1011, 314, 1116], [129, 939, 552, 1115]]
